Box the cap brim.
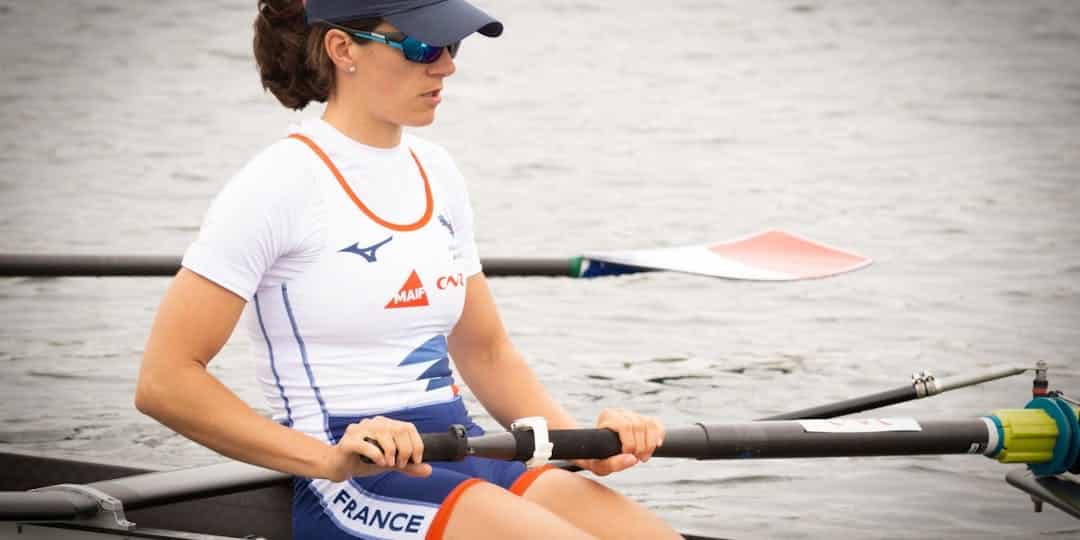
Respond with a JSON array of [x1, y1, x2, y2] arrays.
[[385, 0, 503, 47]]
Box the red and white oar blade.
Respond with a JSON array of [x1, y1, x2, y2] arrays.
[[584, 229, 872, 281]]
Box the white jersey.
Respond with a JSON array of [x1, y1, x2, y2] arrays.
[[182, 118, 481, 442]]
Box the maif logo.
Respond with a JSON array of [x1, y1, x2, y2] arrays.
[[385, 270, 429, 309], [436, 273, 464, 290]]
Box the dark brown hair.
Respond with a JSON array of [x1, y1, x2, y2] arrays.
[[253, 0, 379, 110]]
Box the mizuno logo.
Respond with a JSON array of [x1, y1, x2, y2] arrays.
[[385, 270, 429, 309], [438, 213, 455, 237], [339, 236, 392, 262]]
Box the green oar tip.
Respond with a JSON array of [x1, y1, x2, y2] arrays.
[[568, 256, 585, 278]]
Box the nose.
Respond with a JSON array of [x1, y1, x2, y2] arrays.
[[427, 47, 455, 77]]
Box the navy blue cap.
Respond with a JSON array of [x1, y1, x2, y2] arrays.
[[305, 0, 503, 47]]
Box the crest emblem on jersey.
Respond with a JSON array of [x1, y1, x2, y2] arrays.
[[438, 212, 455, 237], [385, 270, 429, 309], [339, 236, 392, 262]]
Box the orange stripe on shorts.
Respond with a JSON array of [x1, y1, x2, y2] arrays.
[[508, 464, 557, 496], [425, 478, 483, 540]]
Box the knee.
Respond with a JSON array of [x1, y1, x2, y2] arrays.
[[439, 481, 596, 540]]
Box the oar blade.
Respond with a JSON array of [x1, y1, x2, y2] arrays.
[[584, 229, 871, 280]]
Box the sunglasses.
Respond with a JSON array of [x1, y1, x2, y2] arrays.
[[328, 23, 459, 64]]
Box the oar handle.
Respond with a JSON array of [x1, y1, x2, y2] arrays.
[[360, 427, 624, 463], [358, 426, 470, 464], [514, 428, 623, 461]]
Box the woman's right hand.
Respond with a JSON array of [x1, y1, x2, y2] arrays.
[[321, 416, 432, 482]]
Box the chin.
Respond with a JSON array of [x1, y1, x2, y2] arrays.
[[403, 113, 437, 127]]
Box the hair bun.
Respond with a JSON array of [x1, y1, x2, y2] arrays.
[[253, 0, 323, 110]]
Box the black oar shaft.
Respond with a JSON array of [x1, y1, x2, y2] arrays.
[[419, 420, 992, 462], [0, 254, 577, 278], [0, 255, 181, 277], [695, 419, 989, 459], [481, 257, 574, 277], [759, 386, 917, 420], [759, 367, 1027, 420]]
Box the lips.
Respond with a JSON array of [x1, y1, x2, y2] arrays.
[[421, 88, 442, 98]]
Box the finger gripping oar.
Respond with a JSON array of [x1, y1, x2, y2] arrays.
[[360, 426, 627, 463], [357, 425, 470, 464], [421, 425, 712, 461], [524, 429, 623, 460]]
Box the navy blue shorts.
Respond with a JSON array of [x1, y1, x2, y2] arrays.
[[292, 399, 553, 539]]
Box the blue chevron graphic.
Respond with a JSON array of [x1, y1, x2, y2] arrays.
[[416, 357, 451, 380], [426, 378, 454, 391], [398, 335, 447, 365], [398, 335, 454, 392], [339, 236, 393, 262]]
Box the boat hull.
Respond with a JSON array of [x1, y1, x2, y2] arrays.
[[0, 450, 722, 540], [1, 450, 290, 539]]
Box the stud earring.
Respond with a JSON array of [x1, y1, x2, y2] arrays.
[[347, 65, 356, 73]]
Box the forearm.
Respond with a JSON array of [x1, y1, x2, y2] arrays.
[[135, 357, 330, 478], [457, 339, 578, 430]]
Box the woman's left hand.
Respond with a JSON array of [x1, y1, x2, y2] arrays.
[[573, 408, 665, 476]]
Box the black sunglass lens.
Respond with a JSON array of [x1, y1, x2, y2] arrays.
[[405, 36, 461, 64], [402, 38, 435, 63]]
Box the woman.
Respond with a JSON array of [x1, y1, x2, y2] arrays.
[[135, 1, 680, 539]]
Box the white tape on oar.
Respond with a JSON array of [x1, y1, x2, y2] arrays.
[[798, 418, 923, 433], [511, 416, 553, 468], [981, 417, 1001, 456]]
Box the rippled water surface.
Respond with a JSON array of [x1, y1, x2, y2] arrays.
[[1, 1, 1079, 538]]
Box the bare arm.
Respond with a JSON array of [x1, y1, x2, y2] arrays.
[[135, 269, 429, 481], [448, 273, 664, 475], [447, 273, 578, 430]]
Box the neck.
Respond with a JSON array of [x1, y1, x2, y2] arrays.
[[322, 98, 402, 149]]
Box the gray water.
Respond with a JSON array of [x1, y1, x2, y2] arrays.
[[2, 0, 1079, 538]]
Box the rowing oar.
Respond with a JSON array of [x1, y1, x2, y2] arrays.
[[399, 400, 1079, 471], [402, 396, 1080, 517], [5, 399, 1074, 524], [759, 365, 1028, 420], [559, 366, 1030, 474], [0, 230, 871, 280]]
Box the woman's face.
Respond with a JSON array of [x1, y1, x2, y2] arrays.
[[348, 22, 456, 128]]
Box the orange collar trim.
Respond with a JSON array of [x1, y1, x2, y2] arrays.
[[289, 133, 434, 232]]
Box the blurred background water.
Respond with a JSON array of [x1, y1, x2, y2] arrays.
[[1, 0, 1079, 538]]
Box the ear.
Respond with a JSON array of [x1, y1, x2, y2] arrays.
[[323, 28, 357, 72]]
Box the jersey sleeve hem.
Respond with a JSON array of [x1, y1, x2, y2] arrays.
[[181, 250, 256, 301]]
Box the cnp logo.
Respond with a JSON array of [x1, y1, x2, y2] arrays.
[[436, 273, 465, 290]]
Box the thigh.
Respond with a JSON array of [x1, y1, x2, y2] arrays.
[[439, 481, 596, 540], [519, 468, 682, 540]]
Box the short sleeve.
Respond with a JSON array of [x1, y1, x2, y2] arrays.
[[181, 140, 323, 300]]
